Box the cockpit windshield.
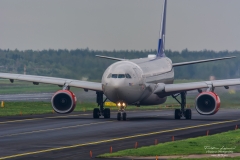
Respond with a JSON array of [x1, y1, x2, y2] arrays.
[[112, 74, 118, 78], [118, 74, 125, 78], [107, 73, 132, 79]]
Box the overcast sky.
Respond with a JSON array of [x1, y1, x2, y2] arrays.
[[0, 0, 240, 52]]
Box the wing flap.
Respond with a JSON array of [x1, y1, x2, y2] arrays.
[[0, 73, 102, 91]]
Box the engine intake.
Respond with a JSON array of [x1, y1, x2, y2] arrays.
[[51, 90, 77, 114], [195, 92, 220, 115]]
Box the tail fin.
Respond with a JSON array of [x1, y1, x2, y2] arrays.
[[156, 0, 167, 57]]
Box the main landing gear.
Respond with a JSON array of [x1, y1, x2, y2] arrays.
[[172, 92, 192, 120], [116, 102, 127, 121], [93, 92, 110, 119]]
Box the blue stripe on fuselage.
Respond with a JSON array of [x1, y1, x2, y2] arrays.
[[157, 39, 161, 55]]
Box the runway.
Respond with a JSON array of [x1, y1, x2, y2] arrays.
[[0, 108, 240, 160]]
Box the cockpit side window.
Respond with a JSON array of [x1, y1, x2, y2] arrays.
[[125, 74, 131, 79], [112, 74, 118, 78], [107, 73, 112, 78], [118, 74, 125, 78]]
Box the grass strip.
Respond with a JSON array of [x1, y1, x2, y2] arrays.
[[99, 130, 240, 158], [170, 157, 240, 160], [0, 101, 179, 116]]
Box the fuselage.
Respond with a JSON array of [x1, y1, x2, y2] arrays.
[[102, 56, 174, 106]]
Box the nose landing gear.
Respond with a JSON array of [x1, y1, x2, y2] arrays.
[[116, 102, 127, 121]]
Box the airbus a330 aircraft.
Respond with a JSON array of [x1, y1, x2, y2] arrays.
[[0, 0, 238, 120]]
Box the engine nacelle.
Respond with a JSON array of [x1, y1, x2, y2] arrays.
[[195, 92, 220, 115], [51, 90, 77, 114]]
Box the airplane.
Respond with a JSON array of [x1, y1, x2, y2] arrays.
[[0, 0, 238, 121]]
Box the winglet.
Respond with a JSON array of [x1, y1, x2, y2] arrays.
[[156, 0, 167, 57]]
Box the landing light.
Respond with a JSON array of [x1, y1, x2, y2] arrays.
[[116, 102, 127, 111]]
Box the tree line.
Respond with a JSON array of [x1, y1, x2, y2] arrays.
[[0, 48, 239, 81]]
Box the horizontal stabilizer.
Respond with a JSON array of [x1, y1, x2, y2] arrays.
[[172, 56, 236, 67], [95, 55, 126, 61]]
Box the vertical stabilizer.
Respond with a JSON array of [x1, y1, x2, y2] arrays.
[[156, 0, 167, 57]]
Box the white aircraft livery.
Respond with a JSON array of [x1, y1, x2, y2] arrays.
[[0, 0, 238, 120]]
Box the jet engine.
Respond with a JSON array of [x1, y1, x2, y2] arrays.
[[51, 90, 77, 114], [195, 92, 220, 115]]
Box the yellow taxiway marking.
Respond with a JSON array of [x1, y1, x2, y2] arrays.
[[1, 119, 239, 159], [0, 121, 114, 138], [0, 113, 90, 124]]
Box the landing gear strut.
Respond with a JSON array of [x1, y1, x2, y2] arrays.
[[172, 92, 192, 120], [93, 92, 110, 119]]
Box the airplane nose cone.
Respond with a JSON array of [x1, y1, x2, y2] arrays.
[[110, 80, 123, 90], [106, 80, 124, 99], [103, 79, 143, 104]]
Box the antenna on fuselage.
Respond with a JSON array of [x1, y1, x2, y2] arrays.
[[156, 0, 167, 58]]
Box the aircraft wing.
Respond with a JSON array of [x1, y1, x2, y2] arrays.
[[172, 56, 236, 67], [95, 55, 126, 61], [153, 79, 240, 95], [0, 73, 102, 91]]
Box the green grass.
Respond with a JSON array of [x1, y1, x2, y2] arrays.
[[170, 158, 240, 160], [0, 102, 101, 116], [0, 101, 177, 116], [98, 130, 240, 158], [0, 101, 53, 116]]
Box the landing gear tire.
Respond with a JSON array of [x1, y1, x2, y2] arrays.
[[185, 109, 192, 120], [103, 108, 110, 119], [122, 112, 127, 121], [174, 109, 181, 119], [117, 112, 121, 121], [93, 108, 100, 119]]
